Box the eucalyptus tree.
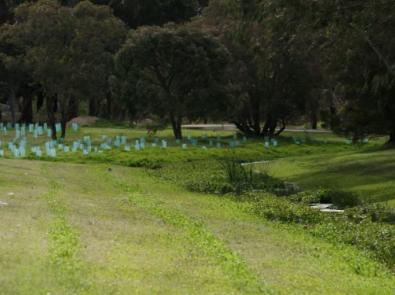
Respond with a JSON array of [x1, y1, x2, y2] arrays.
[[114, 25, 230, 139], [0, 19, 32, 124], [8, 0, 125, 138], [312, 0, 395, 143], [198, 0, 314, 137]]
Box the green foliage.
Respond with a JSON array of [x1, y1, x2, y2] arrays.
[[346, 204, 395, 224], [2, 0, 126, 135], [253, 195, 322, 225], [199, 0, 315, 137], [114, 24, 230, 139], [290, 189, 362, 209], [307, 1, 395, 142], [153, 155, 285, 196], [250, 191, 395, 270]]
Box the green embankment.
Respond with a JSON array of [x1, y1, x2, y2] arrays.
[[0, 159, 394, 294]]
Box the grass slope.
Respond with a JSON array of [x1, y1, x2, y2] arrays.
[[0, 159, 394, 294], [261, 146, 395, 205]]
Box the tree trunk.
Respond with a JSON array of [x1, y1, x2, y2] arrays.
[[170, 114, 182, 139], [89, 97, 98, 116], [389, 127, 395, 145], [20, 95, 33, 123], [311, 112, 318, 130], [37, 91, 44, 112], [262, 116, 271, 137], [251, 98, 261, 135], [104, 92, 112, 119], [46, 96, 57, 140], [8, 88, 16, 126], [234, 121, 255, 136], [61, 118, 67, 139], [60, 96, 71, 140], [68, 95, 79, 120], [275, 119, 286, 136], [268, 120, 277, 139]]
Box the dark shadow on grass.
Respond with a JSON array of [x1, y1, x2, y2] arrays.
[[279, 156, 395, 203]]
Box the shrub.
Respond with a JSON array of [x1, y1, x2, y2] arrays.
[[346, 204, 395, 224], [319, 189, 362, 208], [290, 189, 361, 208], [289, 190, 322, 204], [219, 158, 287, 195], [252, 195, 322, 224], [185, 179, 235, 195]]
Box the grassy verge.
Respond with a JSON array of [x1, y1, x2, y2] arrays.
[[41, 169, 84, 292], [1, 159, 394, 293], [104, 173, 268, 294], [110, 165, 395, 294]]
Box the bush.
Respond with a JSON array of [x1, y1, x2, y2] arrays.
[[290, 189, 361, 208], [346, 204, 395, 224], [319, 189, 362, 208], [219, 158, 288, 195], [252, 195, 322, 224], [185, 179, 235, 194], [289, 190, 322, 204]]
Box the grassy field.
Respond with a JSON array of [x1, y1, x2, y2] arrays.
[[0, 159, 394, 294], [0, 126, 395, 293]]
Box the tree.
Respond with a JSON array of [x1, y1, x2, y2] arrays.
[[8, 0, 125, 138], [114, 25, 230, 139], [294, 0, 395, 143], [198, 0, 314, 138], [71, 0, 126, 118], [0, 21, 32, 125]]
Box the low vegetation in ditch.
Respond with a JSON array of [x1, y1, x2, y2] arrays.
[[154, 155, 395, 272]]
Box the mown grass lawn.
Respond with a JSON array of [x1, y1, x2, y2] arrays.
[[0, 157, 394, 294], [0, 127, 395, 294]]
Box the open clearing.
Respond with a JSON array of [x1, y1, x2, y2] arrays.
[[0, 156, 394, 294]]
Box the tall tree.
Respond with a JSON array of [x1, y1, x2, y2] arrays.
[[8, 0, 125, 138], [0, 21, 32, 124], [198, 0, 314, 137], [114, 25, 230, 139], [301, 0, 395, 143]]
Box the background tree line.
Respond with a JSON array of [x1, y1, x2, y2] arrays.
[[0, 0, 394, 142]]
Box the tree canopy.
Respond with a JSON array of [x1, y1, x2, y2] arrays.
[[1, 0, 125, 138], [114, 25, 230, 139]]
